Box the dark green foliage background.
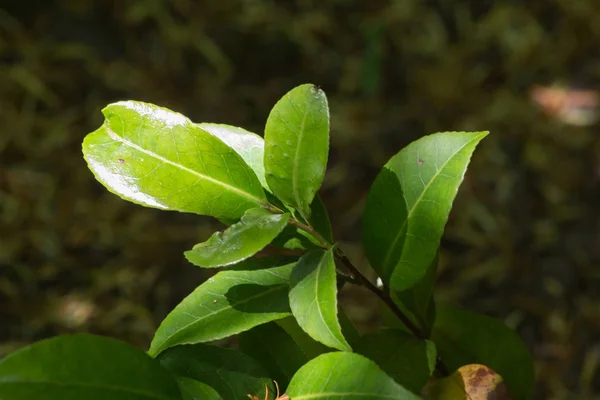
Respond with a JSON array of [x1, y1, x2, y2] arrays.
[[1, 1, 599, 398]]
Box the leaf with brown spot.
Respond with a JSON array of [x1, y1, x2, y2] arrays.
[[422, 364, 513, 400]]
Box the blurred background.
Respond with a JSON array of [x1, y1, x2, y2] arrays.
[[1, 0, 599, 398]]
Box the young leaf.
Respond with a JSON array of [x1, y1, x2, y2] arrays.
[[431, 306, 534, 400], [149, 258, 295, 357], [83, 101, 266, 220], [286, 352, 421, 400], [0, 334, 181, 400], [177, 378, 222, 400], [289, 249, 351, 351], [158, 343, 272, 400], [363, 131, 488, 291], [184, 208, 290, 268], [238, 322, 311, 388], [198, 123, 269, 191], [355, 329, 437, 394], [264, 84, 330, 219]]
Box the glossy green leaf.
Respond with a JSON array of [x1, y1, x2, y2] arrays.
[[355, 330, 436, 394], [83, 101, 266, 220], [289, 249, 351, 351], [363, 131, 488, 291], [0, 334, 181, 400], [264, 84, 330, 219], [158, 344, 272, 400], [286, 352, 421, 400], [431, 306, 534, 400], [239, 322, 310, 388], [184, 208, 289, 268], [198, 123, 269, 191], [149, 259, 295, 357], [177, 378, 221, 400]]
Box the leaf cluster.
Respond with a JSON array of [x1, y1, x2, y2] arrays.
[[0, 84, 534, 400]]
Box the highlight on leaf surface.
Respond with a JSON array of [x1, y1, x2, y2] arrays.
[[83, 101, 266, 220]]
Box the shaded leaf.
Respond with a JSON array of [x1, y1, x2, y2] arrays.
[[149, 258, 295, 357], [198, 123, 269, 191], [431, 306, 534, 400], [264, 84, 329, 219], [158, 344, 272, 400], [0, 334, 181, 400], [422, 364, 513, 400], [289, 249, 351, 351], [355, 329, 436, 394], [308, 194, 334, 243], [177, 378, 222, 400], [286, 352, 420, 400], [362, 131, 488, 290], [185, 208, 289, 268], [83, 101, 266, 220], [275, 317, 331, 359], [239, 322, 310, 388]]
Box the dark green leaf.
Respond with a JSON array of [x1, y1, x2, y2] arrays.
[[355, 330, 436, 394], [198, 123, 269, 191], [83, 101, 266, 220], [149, 259, 295, 357], [177, 378, 221, 400], [184, 208, 289, 268], [308, 194, 334, 243], [363, 131, 488, 291], [0, 334, 181, 400], [275, 317, 331, 359], [264, 84, 329, 219], [289, 249, 351, 351], [158, 344, 272, 400], [286, 352, 421, 400], [431, 306, 534, 400], [238, 322, 310, 388]]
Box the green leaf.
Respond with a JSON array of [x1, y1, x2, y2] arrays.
[[184, 208, 290, 268], [275, 317, 331, 359], [238, 322, 310, 388], [264, 84, 330, 219], [177, 378, 221, 400], [158, 344, 272, 400], [0, 334, 181, 400], [355, 330, 436, 394], [362, 131, 488, 291], [198, 123, 269, 191], [289, 249, 351, 351], [83, 101, 266, 220], [431, 306, 534, 400], [286, 352, 421, 400], [394, 255, 439, 333], [307, 194, 334, 243], [149, 258, 295, 357]]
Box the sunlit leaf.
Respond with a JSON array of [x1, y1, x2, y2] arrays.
[[185, 208, 289, 268], [289, 249, 351, 351], [198, 123, 269, 191], [431, 306, 533, 400], [83, 101, 266, 220], [264, 84, 329, 219], [149, 258, 296, 357], [286, 352, 420, 400], [363, 131, 488, 291], [0, 334, 181, 400], [159, 344, 272, 400]]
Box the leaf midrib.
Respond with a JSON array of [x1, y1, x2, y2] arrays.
[[380, 134, 484, 277], [313, 250, 345, 349], [104, 125, 265, 206], [0, 379, 176, 400], [291, 96, 310, 214], [151, 280, 288, 355]]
